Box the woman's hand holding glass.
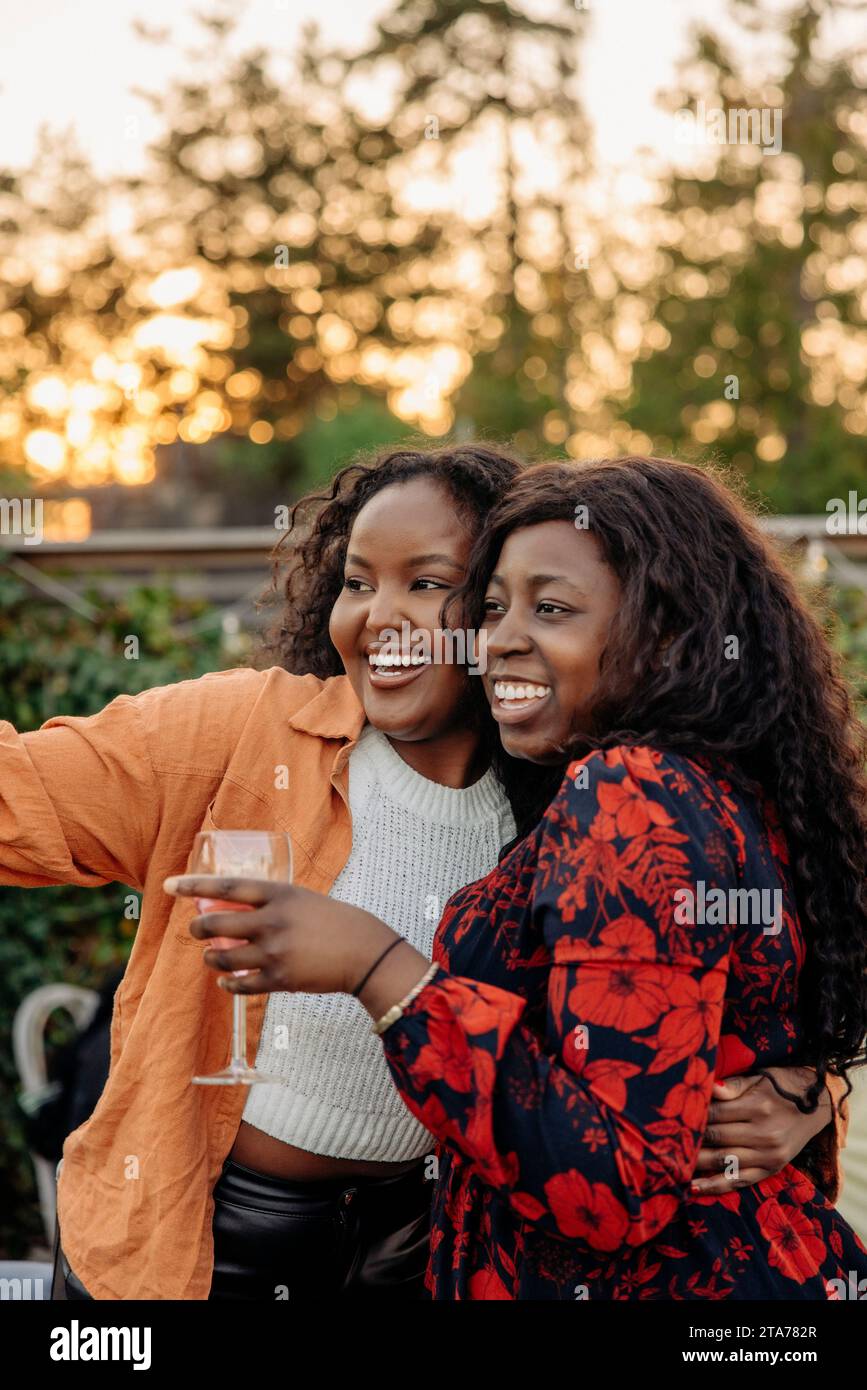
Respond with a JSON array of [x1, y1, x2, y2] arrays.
[[169, 831, 293, 1086], [163, 875, 430, 1016]]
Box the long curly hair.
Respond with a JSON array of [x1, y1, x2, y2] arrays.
[[254, 441, 555, 833], [453, 456, 867, 1142], [256, 441, 526, 675]]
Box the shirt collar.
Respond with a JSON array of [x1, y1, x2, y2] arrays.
[[287, 674, 366, 742]]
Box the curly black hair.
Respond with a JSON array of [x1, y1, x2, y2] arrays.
[[256, 441, 526, 675], [452, 454, 867, 1188]]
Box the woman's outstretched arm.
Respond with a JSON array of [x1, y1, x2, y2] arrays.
[[0, 668, 266, 891], [0, 693, 158, 890]]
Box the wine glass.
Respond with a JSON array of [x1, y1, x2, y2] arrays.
[[187, 830, 292, 1086]]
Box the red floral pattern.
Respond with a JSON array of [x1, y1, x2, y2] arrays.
[[381, 746, 867, 1299]]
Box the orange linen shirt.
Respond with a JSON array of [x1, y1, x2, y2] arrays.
[[1, 666, 365, 1299], [0, 665, 850, 1297]]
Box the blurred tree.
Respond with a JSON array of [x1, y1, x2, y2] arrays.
[[0, 132, 130, 493], [125, 9, 455, 435], [0, 3, 457, 504], [359, 0, 635, 458], [4, 0, 863, 510], [0, 0, 666, 503], [623, 0, 867, 509]]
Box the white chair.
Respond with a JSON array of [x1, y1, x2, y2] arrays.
[[13, 984, 100, 1246]]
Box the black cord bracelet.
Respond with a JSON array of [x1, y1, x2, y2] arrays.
[[351, 937, 405, 998]]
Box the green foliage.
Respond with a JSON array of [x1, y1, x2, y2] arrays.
[[829, 584, 867, 711], [292, 395, 414, 492], [0, 569, 224, 1256], [624, 1, 867, 509], [211, 392, 415, 498]]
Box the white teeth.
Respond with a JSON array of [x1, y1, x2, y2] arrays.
[[368, 652, 429, 671], [493, 681, 551, 702]]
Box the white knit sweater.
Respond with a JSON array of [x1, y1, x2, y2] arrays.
[[241, 724, 516, 1160]]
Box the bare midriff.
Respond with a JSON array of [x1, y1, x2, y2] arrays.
[[229, 1120, 421, 1181]]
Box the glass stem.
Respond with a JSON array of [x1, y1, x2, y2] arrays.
[[231, 993, 247, 1069]]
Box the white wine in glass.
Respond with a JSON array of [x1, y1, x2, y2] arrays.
[[188, 830, 292, 1086]]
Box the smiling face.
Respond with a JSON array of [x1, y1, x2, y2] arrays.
[[329, 476, 477, 746], [482, 521, 622, 763]]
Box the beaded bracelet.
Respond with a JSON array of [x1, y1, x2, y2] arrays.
[[370, 961, 440, 1035]]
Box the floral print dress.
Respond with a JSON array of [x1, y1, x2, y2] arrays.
[[380, 746, 867, 1299]]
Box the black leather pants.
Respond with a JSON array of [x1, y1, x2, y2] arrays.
[[52, 1156, 432, 1301]]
